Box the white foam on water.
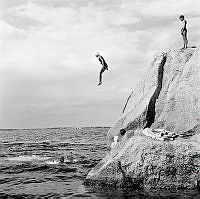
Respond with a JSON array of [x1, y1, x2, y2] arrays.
[[45, 160, 60, 165], [7, 155, 50, 162]]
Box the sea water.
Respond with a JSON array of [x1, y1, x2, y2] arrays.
[[0, 127, 199, 198]]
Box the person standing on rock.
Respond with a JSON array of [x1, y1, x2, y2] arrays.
[[179, 15, 188, 50], [95, 52, 108, 86]]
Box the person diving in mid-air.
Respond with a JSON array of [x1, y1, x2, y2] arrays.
[[95, 52, 108, 86]]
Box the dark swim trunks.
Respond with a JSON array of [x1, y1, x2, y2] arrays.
[[100, 66, 107, 73], [103, 64, 108, 69], [181, 29, 187, 35]]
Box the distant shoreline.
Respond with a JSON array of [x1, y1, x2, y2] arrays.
[[0, 126, 111, 131]]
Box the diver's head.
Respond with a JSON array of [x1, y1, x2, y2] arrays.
[[95, 52, 100, 57]]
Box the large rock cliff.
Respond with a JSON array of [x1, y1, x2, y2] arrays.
[[85, 48, 200, 190], [108, 48, 200, 143]]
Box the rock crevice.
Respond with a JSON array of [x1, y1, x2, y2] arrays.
[[144, 54, 167, 128]]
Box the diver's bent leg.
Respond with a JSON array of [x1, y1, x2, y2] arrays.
[[99, 72, 102, 83], [98, 67, 105, 85]]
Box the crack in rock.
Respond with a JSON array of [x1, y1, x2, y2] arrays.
[[144, 54, 167, 128]]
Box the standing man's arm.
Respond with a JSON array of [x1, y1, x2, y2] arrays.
[[184, 20, 187, 30], [182, 20, 187, 33]]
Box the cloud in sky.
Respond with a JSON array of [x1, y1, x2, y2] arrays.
[[0, 0, 200, 128]]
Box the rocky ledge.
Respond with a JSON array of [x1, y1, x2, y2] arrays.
[[85, 47, 200, 190]]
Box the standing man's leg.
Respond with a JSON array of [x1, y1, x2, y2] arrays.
[[184, 31, 188, 48], [181, 32, 185, 49], [182, 30, 188, 49]]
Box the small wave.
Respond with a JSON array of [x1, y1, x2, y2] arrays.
[[2, 163, 31, 174], [6, 155, 50, 162], [0, 177, 18, 184], [55, 167, 77, 173], [22, 179, 45, 184], [26, 165, 50, 172], [81, 163, 97, 168]]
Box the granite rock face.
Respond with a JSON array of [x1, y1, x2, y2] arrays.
[[108, 48, 200, 144], [85, 48, 200, 189]]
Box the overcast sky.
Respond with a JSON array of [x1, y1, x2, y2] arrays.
[[0, 0, 200, 129]]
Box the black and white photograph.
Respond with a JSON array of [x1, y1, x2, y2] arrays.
[[0, 0, 200, 198]]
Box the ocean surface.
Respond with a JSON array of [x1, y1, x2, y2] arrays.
[[0, 127, 199, 199]]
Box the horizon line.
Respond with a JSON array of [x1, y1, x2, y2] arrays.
[[0, 126, 111, 131]]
